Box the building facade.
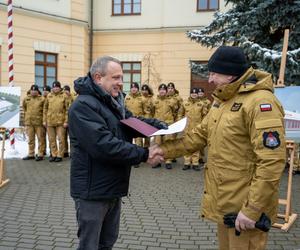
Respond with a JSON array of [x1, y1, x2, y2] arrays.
[[0, 0, 230, 100]]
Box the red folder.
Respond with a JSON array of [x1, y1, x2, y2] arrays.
[[120, 117, 158, 137]]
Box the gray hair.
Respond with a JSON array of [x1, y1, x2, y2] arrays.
[[90, 56, 121, 77]]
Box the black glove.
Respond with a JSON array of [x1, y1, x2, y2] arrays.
[[137, 117, 168, 129], [223, 212, 271, 236]]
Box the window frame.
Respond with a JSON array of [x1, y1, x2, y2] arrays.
[[112, 0, 141, 16], [121, 61, 141, 94], [196, 0, 219, 12], [35, 51, 58, 89]]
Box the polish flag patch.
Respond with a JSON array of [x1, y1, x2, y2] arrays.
[[260, 103, 272, 112]]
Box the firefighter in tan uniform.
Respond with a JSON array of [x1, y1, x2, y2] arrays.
[[151, 46, 286, 250], [22, 85, 45, 161], [63, 85, 74, 158], [41, 85, 51, 156], [141, 84, 154, 148], [182, 87, 205, 171], [125, 82, 144, 147], [198, 87, 212, 165], [43, 81, 69, 162], [153, 83, 175, 169]]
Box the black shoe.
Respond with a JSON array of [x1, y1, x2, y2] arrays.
[[22, 156, 35, 160], [182, 165, 191, 170], [152, 163, 161, 169], [165, 163, 172, 169], [35, 156, 44, 161], [54, 157, 62, 162], [192, 165, 200, 171], [172, 159, 177, 163], [63, 152, 69, 158], [198, 159, 205, 164], [133, 165, 140, 168], [49, 156, 56, 162]]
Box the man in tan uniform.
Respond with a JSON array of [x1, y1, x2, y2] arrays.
[[63, 85, 74, 158], [141, 84, 154, 148], [182, 87, 205, 171], [43, 81, 69, 162], [149, 46, 286, 250], [22, 85, 45, 161], [41, 85, 51, 156]]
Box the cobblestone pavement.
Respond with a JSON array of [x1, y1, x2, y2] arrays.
[[0, 158, 299, 250]]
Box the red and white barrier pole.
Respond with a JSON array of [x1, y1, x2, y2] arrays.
[[7, 0, 15, 150]]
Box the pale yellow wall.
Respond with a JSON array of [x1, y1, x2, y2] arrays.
[[0, 0, 89, 99], [93, 29, 214, 100], [94, 0, 230, 30]]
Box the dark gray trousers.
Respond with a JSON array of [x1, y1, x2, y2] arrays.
[[74, 198, 121, 250]]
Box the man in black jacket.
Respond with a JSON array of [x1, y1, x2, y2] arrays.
[[69, 56, 165, 250]]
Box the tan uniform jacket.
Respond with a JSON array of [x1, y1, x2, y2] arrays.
[[141, 95, 154, 118], [153, 95, 175, 125], [183, 98, 204, 132], [125, 92, 144, 116], [23, 95, 45, 126], [168, 91, 184, 121], [199, 97, 212, 116], [43, 91, 69, 126], [161, 68, 286, 223]]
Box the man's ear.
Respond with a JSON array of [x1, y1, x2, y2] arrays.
[[93, 73, 102, 84]]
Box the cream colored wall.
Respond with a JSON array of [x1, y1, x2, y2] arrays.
[[94, 0, 230, 30], [0, 0, 89, 99], [0, 0, 71, 18], [93, 29, 214, 100]]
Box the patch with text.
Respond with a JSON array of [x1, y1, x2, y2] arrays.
[[231, 102, 242, 112]]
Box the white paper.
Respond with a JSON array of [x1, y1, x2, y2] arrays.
[[151, 117, 187, 136]]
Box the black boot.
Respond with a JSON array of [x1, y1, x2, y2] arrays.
[[152, 163, 161, 169], [22, 155, 35, 160], [54, 157, 62, 162], [182, 165, 191, 170], [165, 163, 172, 170], [49, 156, 56, 162], [35, 156, 44, 161], [192, 165, 200, 171]]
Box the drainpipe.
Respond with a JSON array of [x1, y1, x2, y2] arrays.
[[89, 0, 94, 67]]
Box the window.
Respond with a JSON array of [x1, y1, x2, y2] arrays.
[[121, 62, 141, 94], [112, 0, 141, 16], [35, 51, 57, 91], [197, 0, 219, 11]]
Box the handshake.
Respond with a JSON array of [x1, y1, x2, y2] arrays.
[[147, 144, 165, 166]]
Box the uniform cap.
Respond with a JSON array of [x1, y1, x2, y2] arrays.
[[130, 82, 139, 90], [43, 85, 51, 92], [158, 83, 167, 91], [198, 87, 204, 93], [52, 81, 61, 88], [167, 82, 175, 89], [30, 85, 39, 91], [141, 84, 150, 91], [190, 87, 199, 94], [208, 46, 249, 76], [63, 85, 71, 92]]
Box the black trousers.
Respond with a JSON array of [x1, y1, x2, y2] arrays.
[[74, 198, 121, 250]]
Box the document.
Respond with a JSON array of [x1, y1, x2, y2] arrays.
[[120, 117, 187, 137]]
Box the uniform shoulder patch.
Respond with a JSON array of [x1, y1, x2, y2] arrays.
[[231, 102, 242, 112], [263, 131, 280, 149], [260, 103, 272, 112]]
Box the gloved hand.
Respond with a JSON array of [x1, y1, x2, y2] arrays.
[[223, 212, 271, 236], [137, 117, 168, 129]]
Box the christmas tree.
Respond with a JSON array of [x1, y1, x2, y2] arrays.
[[188, 0, 300, 85]]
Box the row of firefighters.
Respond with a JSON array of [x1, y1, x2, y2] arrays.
[[22, 80, 300, 173]]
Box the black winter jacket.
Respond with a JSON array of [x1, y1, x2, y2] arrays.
[[69, 74, 148, 200]]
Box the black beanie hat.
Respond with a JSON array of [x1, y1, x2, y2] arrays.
[[130, 82, 139, 90], [158, 83, 167, 91], [43, 85, 51, 92], [52, 81, 61, 88], [208, 46, 249, 76], [190, 87, 199, 94], [63, 85, 71, 92], [30, 85, 39, 91]]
